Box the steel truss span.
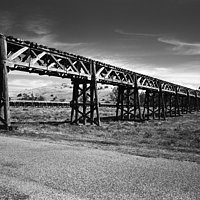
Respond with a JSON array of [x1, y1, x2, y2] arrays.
[[0, 33, 200, 128]]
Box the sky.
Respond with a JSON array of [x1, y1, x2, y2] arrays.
[[0, 0, 200, 93]]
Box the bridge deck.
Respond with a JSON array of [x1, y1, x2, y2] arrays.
[[5, 35, 200, 98]]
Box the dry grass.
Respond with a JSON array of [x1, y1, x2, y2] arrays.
[[1, 107, 200, 163]]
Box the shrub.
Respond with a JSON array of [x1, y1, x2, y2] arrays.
[[37, 95, 45, 101]]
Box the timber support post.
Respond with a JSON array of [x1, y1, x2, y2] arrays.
[[186, 90, 191, 113], [134, 74, 142, 120], [91, 61, 101, 126], [116, 85, 125, 120], [143, 89, 150, 120], [152, 92, 155, 119], [175, 87, 181, 116], [195, 91, 199, 112], [116, 86, 121, 120], [158, 82, 166, 120], [0, 34, 10, 129]]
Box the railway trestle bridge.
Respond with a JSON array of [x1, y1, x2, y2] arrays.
[[0, 33, 200, 129]]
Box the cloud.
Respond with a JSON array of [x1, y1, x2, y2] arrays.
[[159, 72, 200, 89], [0, 13, 87, 51], [0, 12, 52, 37], [53, 41, 87, 48], [0, 11, 13, 33], [115, 29, 160, 37], [20, 31, 87, 52], [131, 62, 200, 89], [158, 37, 200, 55], [25, 19, 51, 35]]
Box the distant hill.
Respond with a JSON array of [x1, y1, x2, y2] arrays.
[[11, 83, 115, 103]]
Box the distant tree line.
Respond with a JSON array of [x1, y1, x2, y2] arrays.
[[17, 93, 46, 101]]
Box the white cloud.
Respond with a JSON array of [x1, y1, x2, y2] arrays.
[[158, 37, 200, 55], [131, 63, 200, 89], [53, 41, 86, 48], [25, 20, 51, 35], [132, 64, 170, 77], [159, 72, 200, 89], [154, 67, 169, 72], [115, 29, 160, 37], [21, 32, 87, 52], [0, 12, 13, 33]]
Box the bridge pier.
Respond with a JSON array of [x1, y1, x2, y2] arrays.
[[116, 79, 142, 121], [0, 34, 10, 129], [143, 89, 166, 120], [70, 62, 100, 126]]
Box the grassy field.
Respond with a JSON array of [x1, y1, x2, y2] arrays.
[[1, 106, 200, 163]]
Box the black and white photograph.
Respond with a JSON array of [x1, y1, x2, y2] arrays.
[[0, 0, 200, 199]]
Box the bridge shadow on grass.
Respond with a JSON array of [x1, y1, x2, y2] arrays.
[[100, 116, 145, 122], [10, 116, 145, 126], [11, 120, 71, 126]]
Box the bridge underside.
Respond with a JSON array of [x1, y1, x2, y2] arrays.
[[0, 33, 200, 129]]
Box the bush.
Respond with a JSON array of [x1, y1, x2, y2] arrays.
[[59, 98, 66, 102], [110, 87, 118, 102], [37, 95, 45, 101]]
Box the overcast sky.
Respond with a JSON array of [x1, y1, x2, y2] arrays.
[[1, 0, 200, 92]]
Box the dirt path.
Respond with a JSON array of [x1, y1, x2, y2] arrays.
[[0, 135, 200, 200]]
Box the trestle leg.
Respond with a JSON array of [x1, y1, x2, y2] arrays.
[[0, 34, 10, 129]]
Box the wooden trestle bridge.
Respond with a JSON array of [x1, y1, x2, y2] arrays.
[[0, 33, 200, 129]]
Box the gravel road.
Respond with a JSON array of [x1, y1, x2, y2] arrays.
[[0, 135, 200, 200]]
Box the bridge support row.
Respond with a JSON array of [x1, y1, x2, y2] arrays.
[[142, 89, 199, 120], [114, 83, 200, 122]]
